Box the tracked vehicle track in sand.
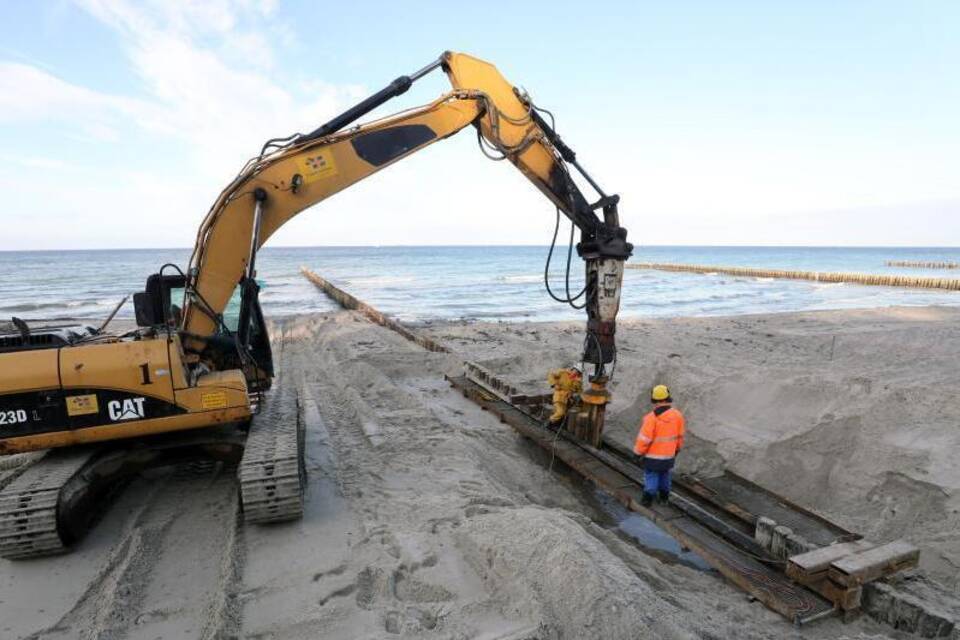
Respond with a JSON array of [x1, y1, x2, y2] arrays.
[[20, 462, 244, 640], [239, 332, 306, 524], [0, 447, 100, 559]]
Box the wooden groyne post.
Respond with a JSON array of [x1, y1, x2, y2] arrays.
[[885, 260, 959, 270], [300, 266, 451, 353], [626, 263, 960, 291]]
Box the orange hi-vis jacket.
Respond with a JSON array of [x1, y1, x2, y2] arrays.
[[634, 405, 685, 460]]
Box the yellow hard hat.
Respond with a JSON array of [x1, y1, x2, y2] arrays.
[[651, 384, 671, 402]]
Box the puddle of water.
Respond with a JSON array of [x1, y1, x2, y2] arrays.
[[515, 433, 713, 572], [591, 490, 714, 572]]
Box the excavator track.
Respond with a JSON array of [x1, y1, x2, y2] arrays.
[[238, 336, 305, 524], [0, 447, 99, 559]]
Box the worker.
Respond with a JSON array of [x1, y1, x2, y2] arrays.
[[547, 366, 582, 425], [633, 384, 685, 507]]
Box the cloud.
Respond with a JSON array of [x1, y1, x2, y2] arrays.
[[0, 0, 369, 249], [0, 153, 69, 170], [0, 61, 147, 124], [0, 0, 365, 173], [70, 0, 365, 175]]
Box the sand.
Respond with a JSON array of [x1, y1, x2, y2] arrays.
[[2, 306, 958, 638], [461, 308, 960, 581], [430, 307, 960, 582]]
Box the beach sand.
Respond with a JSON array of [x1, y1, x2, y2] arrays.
[[1, 306, 958, 638], [423, 306, 960, 587]]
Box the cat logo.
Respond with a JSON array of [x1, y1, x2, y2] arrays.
[[107, 397, 146, 421]]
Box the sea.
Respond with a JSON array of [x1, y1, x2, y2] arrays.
[[2, 246, 959, 325]]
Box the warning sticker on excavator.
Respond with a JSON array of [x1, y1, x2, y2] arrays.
[[297, 149, 338, 184], [201, 391, 228, 410], [66, 394, 99, 417]]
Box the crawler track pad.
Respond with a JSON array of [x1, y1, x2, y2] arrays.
[[0, 448, 98, 559], [0, 429, 247, 560], [239, 355, 305, 524]]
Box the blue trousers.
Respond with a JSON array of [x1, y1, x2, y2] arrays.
[[644, 468, 672, 495]]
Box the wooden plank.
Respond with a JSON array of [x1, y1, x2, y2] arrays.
[[720, 471, 858, 541], [829, 541, 920, 587], [670, 495, 770, 558], [794, 574, 863, 610], [820, 579, 862, 611], [510, 393, 552, 405], [787, 540, 876, 584], [662, 517, 834, 624], [674, 475, 757, 527]]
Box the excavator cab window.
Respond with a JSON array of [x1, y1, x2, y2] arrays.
[[134, 273, 187, 327], [168, 285, 185, 326], [202, 278, 274, 389]]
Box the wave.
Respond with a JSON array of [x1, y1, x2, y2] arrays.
[[497, 274, 542, 284], [462, 310, 534, 319], [0, 301, 83, 313], [709, 292, 758, 301], [344, 275, 416, 286]]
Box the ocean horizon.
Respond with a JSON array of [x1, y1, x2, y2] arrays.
[[3, 245, 960, 324], [4, 243, 960, 252]]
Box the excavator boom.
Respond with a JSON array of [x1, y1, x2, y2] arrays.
[[181, 52, 631, 375]]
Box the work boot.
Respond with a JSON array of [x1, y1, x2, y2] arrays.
[[658, 490, 670, 504], [641, 492, 655, 508]]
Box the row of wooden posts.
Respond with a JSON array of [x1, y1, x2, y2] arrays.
[[885, 260, 959, 270], [626, 263, 960, 291], [299, 267, 452, 353]]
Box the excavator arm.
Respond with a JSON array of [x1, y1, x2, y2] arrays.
[[177, 51, 631, 399]]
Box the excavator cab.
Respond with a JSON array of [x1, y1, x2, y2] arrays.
[[206, 278, 272, 391], [133, 272, 273, 390], [134, 273, 186, 327]]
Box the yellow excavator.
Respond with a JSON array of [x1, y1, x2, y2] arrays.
[[0, 51, 631, 558]]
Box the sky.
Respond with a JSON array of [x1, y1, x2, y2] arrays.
[[0, 0, 958, 250]]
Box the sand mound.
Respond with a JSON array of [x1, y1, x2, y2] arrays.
[[457, 506, 705, 639]]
